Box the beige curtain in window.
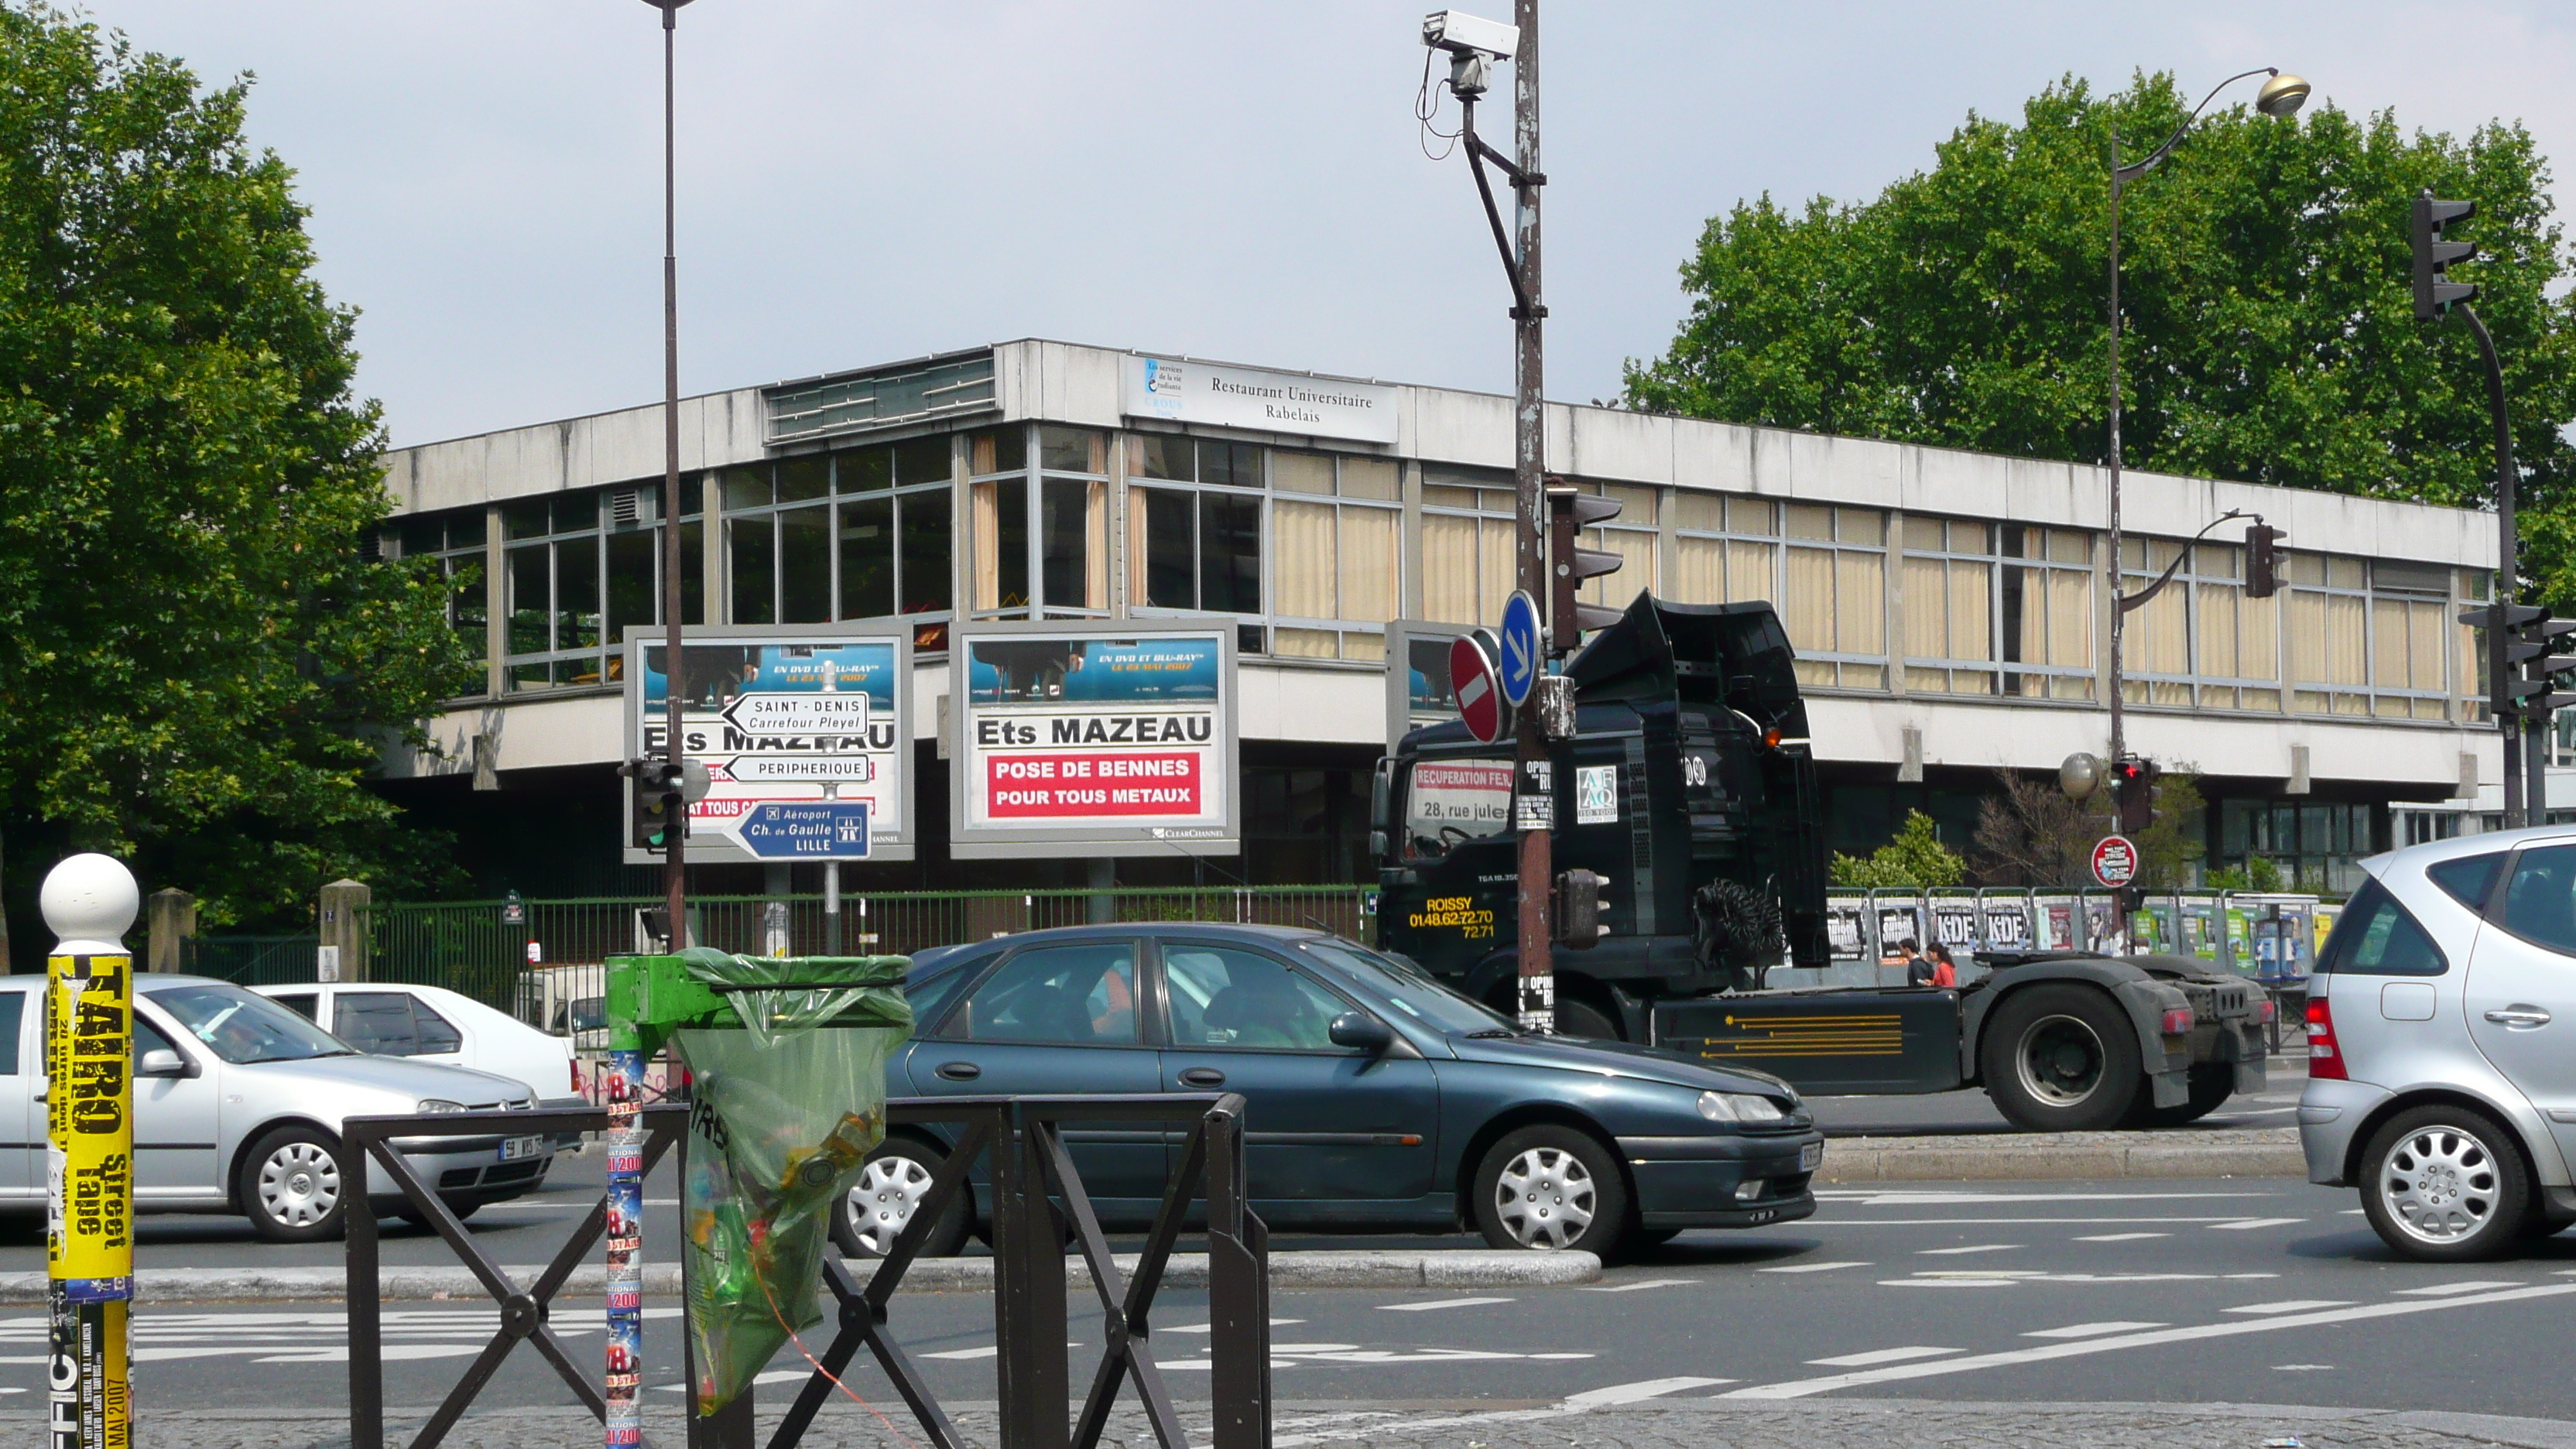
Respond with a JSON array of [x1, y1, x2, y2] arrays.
[[1673, 537, 1725, 605], [1084, 480, 1108, 609], [1271, 500, 1338, 620], [1125, 485, 1150, 607], [1583, 528, 1657, 610], [1339, 505, 1399, 623], [2371, 598, 2409, 693], [2293, 591, 2367, 687], [1834, 551, 1884, 656], [1422, 513, 1478, 625], [972, 481, 999, 611], [2197, 584, 2240, 678], [2043, 567, 2091, 668], [1783, 546, 1837, 653], [1948, 560, 1992, 663], [1726, 540, 1777, 606], [2139, 584, 2189, 677], [2239, 590, 2279, 682], [1903, 557, 1949, 660], [1478, 518, 1515, 625]]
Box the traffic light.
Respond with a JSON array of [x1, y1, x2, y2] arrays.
[[2111, 756, 2157, 838], [2508, 613, 2576, 719], [1553, 868, 1605, 950], [620, 756, 686, 853], [2461, 602, 2547, 718], [1544, 478, 1625, 639], [2245, 520, 2286, 600], [2412, 192, 2478, 321]]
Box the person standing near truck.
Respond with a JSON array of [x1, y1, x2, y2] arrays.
[[1927, 944, 1958, 988]]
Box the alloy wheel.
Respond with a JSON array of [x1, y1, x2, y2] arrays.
[[2379, 1125, 2501, 1245], [1492, 1146, 1595, 1251]]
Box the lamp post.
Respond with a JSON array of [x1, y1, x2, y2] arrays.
[[2103, 67, 2306, 935], [645, 0, 694, 952]]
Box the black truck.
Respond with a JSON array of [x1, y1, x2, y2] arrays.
[[1372, 593, 2267, 1132]]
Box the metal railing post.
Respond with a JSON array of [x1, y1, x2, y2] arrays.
[[993, 1102, 1069, 1449]]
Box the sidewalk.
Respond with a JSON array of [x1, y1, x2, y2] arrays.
[[29, 1396, 2576, 1448], [1821, 1125, 2305, 1182]]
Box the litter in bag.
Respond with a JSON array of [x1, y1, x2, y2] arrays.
[[670, 947, 910, 1416]]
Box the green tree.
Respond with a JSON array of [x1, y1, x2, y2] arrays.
[[1974, 767, 2205, 890], [1623, 73, 2576, 599], [0, 5, 474, 933], [1829, 809, 1968, 889]]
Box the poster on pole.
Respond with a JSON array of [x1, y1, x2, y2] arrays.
[[951, 622, 1238, 859], [621, 625, 913, 865]]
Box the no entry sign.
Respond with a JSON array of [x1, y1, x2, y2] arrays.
[[2091, 834, 2140, 889], [1450, 635, 1504, 744]]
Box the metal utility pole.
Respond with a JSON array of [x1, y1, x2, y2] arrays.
[[653, 0, 693, 948], [1507, 0, 1553, 1033]]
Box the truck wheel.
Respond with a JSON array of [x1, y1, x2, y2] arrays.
[[1471, 1125, 1631, 1261], [2359, 1105, 2530, 1262], [1554, 999, 1622, 1041], [1979, 985, 2142, 1132], [2126, 1063, 2235, 1129]]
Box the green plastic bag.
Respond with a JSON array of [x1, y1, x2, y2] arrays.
[[671, 947, 911, 1416]]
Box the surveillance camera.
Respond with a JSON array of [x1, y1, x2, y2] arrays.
[[1422, 9, 1518, 62]]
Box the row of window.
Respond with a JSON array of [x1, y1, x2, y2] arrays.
[[393, 427, 2492, 721]]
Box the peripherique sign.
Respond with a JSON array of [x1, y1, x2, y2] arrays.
[[951, 622, 1238, 859], [622, 625, 913, 864]]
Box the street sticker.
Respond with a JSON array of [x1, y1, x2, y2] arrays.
[[1574, 765, 1619, 825]]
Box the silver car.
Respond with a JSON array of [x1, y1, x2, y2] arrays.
[[2302, 825, 2576, 1261], [0, 974, 555, 1242]]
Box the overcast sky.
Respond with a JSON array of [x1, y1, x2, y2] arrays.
[[76, 1, 2576, 449]]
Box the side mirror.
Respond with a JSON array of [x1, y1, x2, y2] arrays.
[[1368, 829, 1389, 862], [1327, 1011, 1393, 1054], [138, 1049, 188, 1078]]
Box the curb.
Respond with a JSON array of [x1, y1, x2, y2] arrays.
[[0, 1250, 1598, 1305], [1817, 1127, 2305, 1182]]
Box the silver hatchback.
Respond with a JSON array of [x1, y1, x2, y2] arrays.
[[2302, 826, 2576, 1260], [0, 975, 555, 1241]]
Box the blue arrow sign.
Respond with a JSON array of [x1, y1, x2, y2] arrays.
[[735, 801, 872, 860], [1497, 590, 1542, 708]]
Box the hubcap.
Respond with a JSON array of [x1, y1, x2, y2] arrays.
[[845, 1156, 936, 1256], [2016, 1014, 2105, 1107], [1492, 1146, 1595, 1251], [258, 1142, 341, 1228], [2380, 1125, 2500, 1245]]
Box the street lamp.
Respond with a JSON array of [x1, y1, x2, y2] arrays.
[[644, 0, 695, 952], [2102, 67, 2306, 933]]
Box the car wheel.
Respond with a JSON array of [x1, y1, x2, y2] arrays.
[[831, 1138, 969, 1259], [1471, 1125, 1630, 1260], [1554, 999, 1622, 1041], [2126, 1063, 2235, 1129], [2360, 1105, 2531, 1262], [1979, 984, 2142, 1132], [240, 1126, 348, 1243]]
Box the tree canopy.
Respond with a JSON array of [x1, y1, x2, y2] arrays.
[[1623, 73, 2576, 600], [1828, 810, 1968, 890], [0, 5, 473, 930]]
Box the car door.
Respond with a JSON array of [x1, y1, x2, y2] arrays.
[[129, 1006, 223, 1204], [904, 938, 1167, 1207], [330, 991, 422, 1058], [1155, 938, 1438, 1211], [2465, 843, 2576, 1166], [0, 985, 34, 1202]]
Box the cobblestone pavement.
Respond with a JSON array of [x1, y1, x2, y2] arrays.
[[26, 1398, 2576, 1449]]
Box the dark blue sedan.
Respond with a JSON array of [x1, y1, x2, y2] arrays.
[[829, 924, 1822, 1262]]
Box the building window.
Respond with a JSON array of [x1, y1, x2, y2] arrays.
[[1668, 492, 1780, 612], [2286, 553, 2369, 716], [1901, 518, 1997, 695], [1419, 466, 1516, 629], [974, 425, 1108, 621], [501, 491, 613, 692], [1999, 525, 2094, 700], [1126, 434, 1269, 655], [1268, 450, 1399, 661], [2112, 536, 2280, 712], [724, 440, 955, 651], [394, 509, 491, 690], [1781, 503, 1887, 692], [2221, 798, 2378, 893], [2371, 559, 2455, 721]]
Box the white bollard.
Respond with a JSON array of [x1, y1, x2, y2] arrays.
[[42, 852, 139, 1449]]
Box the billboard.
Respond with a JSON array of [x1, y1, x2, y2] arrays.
[[621, 626, 913, 865], [951, 622, 1238, 859]]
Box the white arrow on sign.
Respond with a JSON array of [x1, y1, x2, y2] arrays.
[[723, 755, 876, 784], [720, 694, 872, 735]]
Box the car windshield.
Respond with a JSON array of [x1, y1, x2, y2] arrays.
[[150, 983, 356, 1065], [1297, 939, 1512, 1035]]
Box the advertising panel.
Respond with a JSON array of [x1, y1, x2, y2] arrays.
[[622, 626, 913, 865], [1122, 355, 1399, 444], [951, 622, 1238, 858]]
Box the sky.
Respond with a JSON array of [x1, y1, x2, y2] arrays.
[[71, 1, 2576, 449]]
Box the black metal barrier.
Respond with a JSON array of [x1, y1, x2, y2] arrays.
[[344, 1094, 1272, 1449]]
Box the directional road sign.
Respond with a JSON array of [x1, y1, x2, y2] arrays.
[[1450, 635, 1504, 745], [1497, 590, 1541, 707], [721, 693, 871, 735], [735, 800, 872, 860], [722, 755, 876, 785], [2090, 834, 2139, 889]]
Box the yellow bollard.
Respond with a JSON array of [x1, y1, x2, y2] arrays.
[[43, 854, 137, 1449]]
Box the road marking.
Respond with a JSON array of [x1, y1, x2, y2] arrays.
[[2209, 1217, 2305, 1230], [2273, 1364, 2337, 1371], [921, 1346, 1000, 1359], [1719, 1282, 2576, 1400], [2224, 1300, 2354, 1315], [1917, 1244, 2020, 1255], [1805, 1345, 1958, 1367], [1814, 1190, 2266, 1206], [1564, 1377, 1734, 1403], [1882, 1277, 2016, 1288], [2393, 1281, 2521, 1297], [1756, 1261, 1870, 1273], [2023, 1321, 2166, 1339], [655, 1369, 810, 1391], [1166, 1319, 1304, 1332], [2073, 1232, 2167, 1242], [1580, 1279, 1698, 1293], [2224, 1273, 2282, 1279], [1790, 1216, 2281, 1226], [1379, 1297, 1513, 1313]]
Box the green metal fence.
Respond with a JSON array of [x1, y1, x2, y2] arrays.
[[180, 934, 321, 987]]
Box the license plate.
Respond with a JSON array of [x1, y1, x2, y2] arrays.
[[1799, 1140, 1824, 1172], [499, 1136, 545, 1163]]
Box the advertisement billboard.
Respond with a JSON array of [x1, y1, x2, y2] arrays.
[[621, 626, 913, 865], [951, 622, 1238, 858]]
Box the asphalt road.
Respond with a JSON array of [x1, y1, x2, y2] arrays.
[[12, 1172, 2573, 1435]]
